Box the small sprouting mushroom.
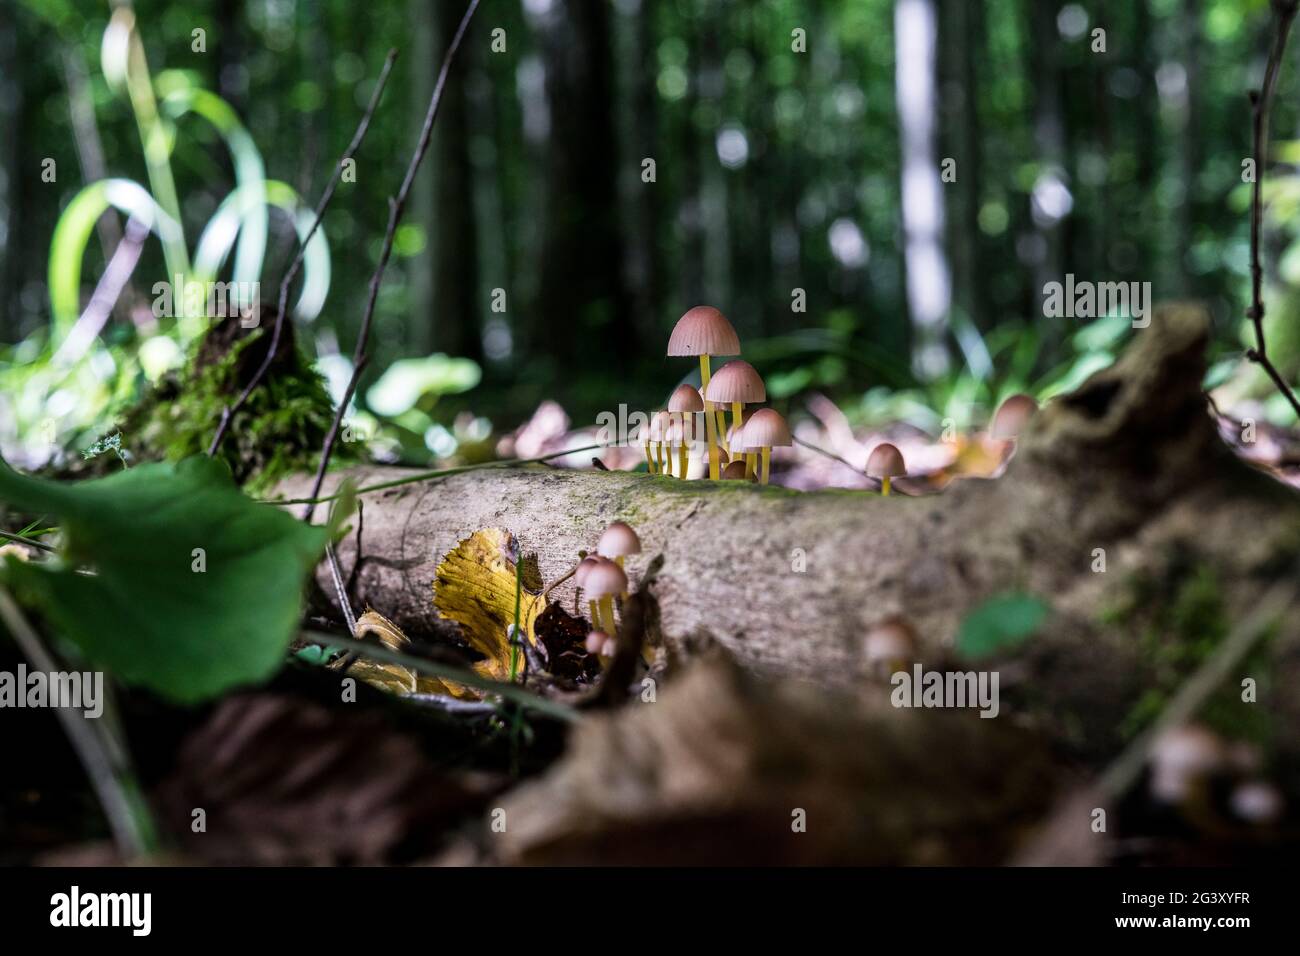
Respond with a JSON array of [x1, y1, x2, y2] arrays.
[[668, 383, 705, 479], [742, 408, 792, 485], [668, 306, 741, 480], [597, 520, 641, 570], [990, 393, 1039, 442], [583, 557, 628, 638], [640, 416, 657, 473], [721, 459, 753, 481], [704, 360, 766, 479], [648, 410, 674, 475], [866, 442, 906, 496], [1149, 724, 1226, 804], [1230, 781, 1284, 825], [863, 615, 917, 680], [585, 630, 608, 655]]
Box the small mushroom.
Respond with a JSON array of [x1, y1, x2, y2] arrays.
[[668, 383, 705, 479], [863, 615, 917, 679], [742, 408, 792, 485], [583, 557, 628, 638], [990, 393, 1039, 442], [597, 520, 641, 571], [668, 306, 741, 480], [866, 442, 906, 496], [647, 410, 674, 475], [720, 459, 752, 480], [1148, 724, 1226, 804], [585, 630, 608, 655], [704, 360, 766, 479], [1230, 780, 1284, 825], [575, 555, 601, 621]]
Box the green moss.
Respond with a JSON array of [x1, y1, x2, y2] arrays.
[[108, 325, 340, 494]]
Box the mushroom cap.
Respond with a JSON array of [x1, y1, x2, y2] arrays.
[[646, 409, 673, 442], [667, 306, 740, 357], [742, 408, 792, 449], [574, 555, 601, 587], [601, 637, 618, 657], [704, 360, 766, 405], [1149, 724, 1225, 802], [585, 630, 608, 654], [583, 558, 628, 598], [720, 459, 752, 480], [1230, 781, 1284, 824], [597, 520, 642, 558], [863, 616, 917, 664], [866, 442, 906, 478], [668, 383, 705, 413], [990, 393, 1039, 441]]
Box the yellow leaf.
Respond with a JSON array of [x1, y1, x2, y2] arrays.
[[341, 607, 475, 699], [433, 528, 545, 683]]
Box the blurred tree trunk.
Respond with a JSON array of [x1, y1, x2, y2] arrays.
[[534, 0, 633, 369], [895, 0, 951, 378], [1023, 0, 1064, 333], [216, 0, 246, 114], [410, 0, 482, 362]]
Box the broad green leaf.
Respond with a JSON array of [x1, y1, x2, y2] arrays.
[[956, 593, 1050, 660], [0, 455, 327, 703]]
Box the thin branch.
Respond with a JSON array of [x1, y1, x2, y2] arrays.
[[208, 48, 399, 457], [53, 216, 150, 368], [1245, 0, 1300, 418], [299, 0, 482, 523], [0, 529, 57, 554], [264, 440, 610, 508]]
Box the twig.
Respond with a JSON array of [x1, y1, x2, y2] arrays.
[[0, 587, 158, 858], [301, 628, 579, 723], [0, 529, 57, 554], [207, 49, 399, 457], [299, 0, 481, 522], [325, 541, 356, 635], [53, 216, 150, 368], [1245, 0, 1300, 418], [1096, 573, 1296, 799]]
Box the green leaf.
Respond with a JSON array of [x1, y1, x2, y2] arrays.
[[366, 354, 482, 417], [956, 593, 1050, 660], [0, 455, 327, 703]]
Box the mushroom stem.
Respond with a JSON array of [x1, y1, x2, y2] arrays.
[[700, 355, 721, 480], [588, 598, 600, 629], [678, 442, 688, 479], [760, 446, 771, 485], [745, 451, 757, 479], [731, 401, 744, 445], [644, 440, 655, 473], [598, 596, 616, 638], [881, 476, 892, 497]]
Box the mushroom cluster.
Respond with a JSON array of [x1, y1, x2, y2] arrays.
[[661, 305, 792, 485], [574, 520, 642, 659]]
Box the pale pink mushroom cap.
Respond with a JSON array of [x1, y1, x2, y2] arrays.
[[583, 558, 629, 599], [990, 393, 1040, 441], [574, 555, 601, 587], [667, 306, 740, 357], [585, 631, 608, 654], [668, 383, 705, 413], [704, 360, 766, 405], [597, 521, 642, 558], [866, 442, 906, 479], [742, 408, 793, 449]]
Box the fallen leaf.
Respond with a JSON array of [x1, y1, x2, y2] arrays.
[[343, 607, 474, 699], [433, 528, 545, 682]]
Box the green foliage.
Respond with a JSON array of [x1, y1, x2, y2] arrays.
[[0, 455, 327, 703], [956, 593, 1050, 659]]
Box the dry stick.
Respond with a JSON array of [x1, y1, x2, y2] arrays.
[[299, 0, 481, 524], [1245, 1, 1300, 418], [207, 48, 399, 457]]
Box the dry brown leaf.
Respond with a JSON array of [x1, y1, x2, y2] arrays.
[[341, 607, 475, 699]]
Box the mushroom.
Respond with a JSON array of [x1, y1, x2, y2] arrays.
[[585, 630, 608, 655], [866, 442, 906, 496], [648, 410, 674, 475], [583, 557, 628, 638], [721, 459, 753, 481], [667, 306, 740, 480], [597, 520, 641, 571], [1230, 781, 1284, 825], [990, 393, 1039, 442], [742, 408, 792, 485], [704, 360, 766, 479], [1148, 724, 1226, 804], [863, 615, 917, 679], [668, 383, 705, 479], [574, 554, 602, 624]]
